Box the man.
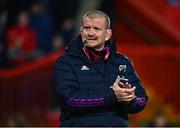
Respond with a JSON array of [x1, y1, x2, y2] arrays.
[[6, 11, 38, 66], [54, 10, 148, 127]]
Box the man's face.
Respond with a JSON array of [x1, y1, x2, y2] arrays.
[[80, 17, 112, 50]]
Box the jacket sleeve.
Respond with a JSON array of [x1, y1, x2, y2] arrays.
[[54, 58, 116, 112], [118, 59, 148, 114]]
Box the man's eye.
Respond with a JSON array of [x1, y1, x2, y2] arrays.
[[84, 27, 90, 30], [94, 27, 101, 31]]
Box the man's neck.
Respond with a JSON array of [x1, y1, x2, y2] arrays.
[[94, 45, 105, 51]]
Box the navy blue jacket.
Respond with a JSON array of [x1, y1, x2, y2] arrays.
[[54, 36, 148, 127]]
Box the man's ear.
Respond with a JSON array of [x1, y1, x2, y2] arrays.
[[105, 29, 112, 41], [80, 26, 83, 33]]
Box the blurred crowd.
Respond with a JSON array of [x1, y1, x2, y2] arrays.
[[0, 0, 116, 68], [0, 1, 74, 68]]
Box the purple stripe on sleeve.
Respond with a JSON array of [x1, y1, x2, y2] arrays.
[[68, 98, 105, 107]]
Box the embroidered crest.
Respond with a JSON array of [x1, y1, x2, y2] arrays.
[[119, 65, 127, 72]]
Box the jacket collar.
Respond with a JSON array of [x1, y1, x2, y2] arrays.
[[65, 35, 117, 63]]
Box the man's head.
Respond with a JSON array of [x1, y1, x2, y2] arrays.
[[80, 10, 112, 50], [17, 11, 29, 27]]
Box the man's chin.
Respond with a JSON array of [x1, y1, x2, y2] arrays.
[[84, 44, 93, 48]]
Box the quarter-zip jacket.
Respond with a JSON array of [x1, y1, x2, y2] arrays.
[[54, 35, 148, 127]]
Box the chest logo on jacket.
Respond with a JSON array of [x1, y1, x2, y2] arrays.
[[119, 65, 127, 72], [81, 65, 90, 71]]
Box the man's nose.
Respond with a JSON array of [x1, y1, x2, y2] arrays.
[[88, 28, 95, 36]]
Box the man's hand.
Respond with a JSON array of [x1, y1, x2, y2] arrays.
[[111, 76, 136, 102]]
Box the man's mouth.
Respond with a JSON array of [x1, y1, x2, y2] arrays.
[[87, 38, 97, 41], [86, 39, 97, 43], [87, 36, 97, 40], [83, 39, 96, 45], [87, 39, 96, 41]]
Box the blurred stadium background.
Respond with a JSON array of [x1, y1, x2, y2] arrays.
[[0, 0, 179, 126]]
